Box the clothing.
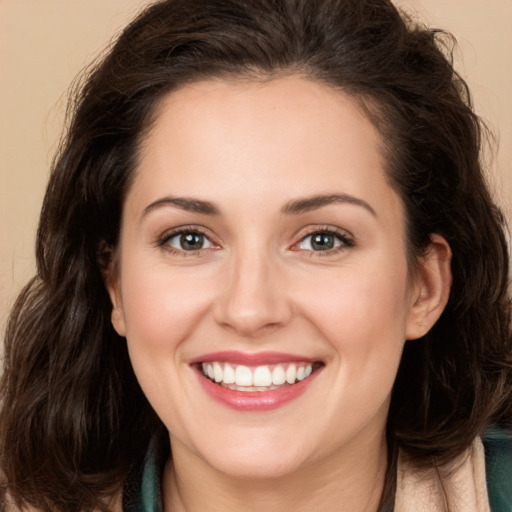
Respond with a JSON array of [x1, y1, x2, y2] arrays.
[[484, 426, 512, 511], [125, 428, 512, 512]]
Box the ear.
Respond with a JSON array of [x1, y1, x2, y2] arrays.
[[100, 245, 127, 338], [405, 234, 452, 340]]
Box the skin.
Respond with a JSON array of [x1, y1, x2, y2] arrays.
[[107, 76, 451, 511]]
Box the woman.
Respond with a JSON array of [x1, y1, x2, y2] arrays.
[[1, 0, 511, 510]]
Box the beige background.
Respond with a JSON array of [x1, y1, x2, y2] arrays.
[[1, 0, 511, 335]]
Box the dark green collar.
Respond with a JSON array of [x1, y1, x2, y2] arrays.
[[482, 425, 512, 512]]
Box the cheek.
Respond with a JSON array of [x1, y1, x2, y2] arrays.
[[302, 261, 409, 332], [117, 260, 218, 427], [296, 262, 410, 377], [119, 259, 217, 349]]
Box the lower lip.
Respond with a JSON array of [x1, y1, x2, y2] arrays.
[[195, 368, 321, 411]]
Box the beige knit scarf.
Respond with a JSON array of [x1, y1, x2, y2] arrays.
[[395, 438, 490, 512]]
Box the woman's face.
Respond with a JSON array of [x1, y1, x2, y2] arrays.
[[108, 77, 441, 479]]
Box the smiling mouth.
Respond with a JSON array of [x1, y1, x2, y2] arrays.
[[198, 361, 324, 392]]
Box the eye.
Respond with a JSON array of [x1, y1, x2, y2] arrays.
[[296, 230, 353, 252], [165, 231, 215, 251]]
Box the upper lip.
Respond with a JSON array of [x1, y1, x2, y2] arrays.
[[190, 351, 318, 365]]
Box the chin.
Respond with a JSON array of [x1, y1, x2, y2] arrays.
[[206, 449, 308, 481], [190, 428, 314, 480]]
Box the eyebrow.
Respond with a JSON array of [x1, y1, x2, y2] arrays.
[[142, 193, 376, 218], [281, 194, 377, 217], [143, 196, 221, 217]]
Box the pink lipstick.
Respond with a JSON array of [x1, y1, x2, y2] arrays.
[[192, 351, 323, 411]]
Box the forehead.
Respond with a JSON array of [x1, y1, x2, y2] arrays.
[[129, 76, 402, 223], [144, 77, 384, 158]]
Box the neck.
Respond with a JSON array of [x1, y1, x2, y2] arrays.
[[163, 431, 389, 512]]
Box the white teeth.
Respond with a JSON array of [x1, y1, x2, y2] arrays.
[[272, 365, 286, 385], [213, 362, 223, 383], [286, 365, 297, 384], [253, 366, 272, 387], [223, 363, 235, 384], [201, 362, 316, 389], [235, 365, 253, 386]]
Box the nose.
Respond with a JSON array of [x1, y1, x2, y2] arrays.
[[213, 248, 293, 338]]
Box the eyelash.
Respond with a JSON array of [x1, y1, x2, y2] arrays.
[[157, 227, 216, 257], [156, 225, 355, 257], [293, 226, 355, 256]]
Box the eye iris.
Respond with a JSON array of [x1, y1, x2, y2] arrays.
[[180, 233, 204, 250], [311, 233, 334, 250]]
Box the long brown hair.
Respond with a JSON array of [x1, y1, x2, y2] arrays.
[[2, 0, 511, 510]]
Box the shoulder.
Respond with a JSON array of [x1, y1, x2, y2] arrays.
[[482, 425, 512, 512]]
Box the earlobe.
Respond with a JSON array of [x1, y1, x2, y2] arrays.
[[100, 246, 127, 337], [110, 304, 127, 337], [107, 280, 126, 337], [405, 234, 452, 340]]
